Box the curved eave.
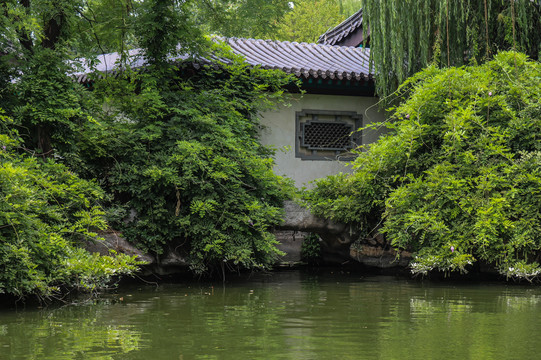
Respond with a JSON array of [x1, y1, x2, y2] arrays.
[[75, 38, 374, 92], [318, 8, 364, 46]]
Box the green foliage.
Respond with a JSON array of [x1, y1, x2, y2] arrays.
[[301, 233, 322, 264], [0, 114, 141, 298], [0, 0, 146, 299], [305, 52, 541, 279], [273, 0, 347, 43], [72, 0, 136, 55], [1, 0, 299, 286], [5, 48, 95, 156], [191, 0, 292, 39], [364, 0, 541, 100], [339, 0, 363, 17], [190, 0, 362, 42], [135, 0, 203, 66], [79, 41, 297, 274], [0, 0, 120, 161]]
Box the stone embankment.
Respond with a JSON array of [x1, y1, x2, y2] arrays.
[[83, 231, 189, 275], [84, 201, 411, 274], [276, 201, 411, 268]]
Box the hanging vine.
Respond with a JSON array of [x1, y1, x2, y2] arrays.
[[363, 0, 541, 101]]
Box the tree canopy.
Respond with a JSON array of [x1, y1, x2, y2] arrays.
[[191, 0, 363, 42], [273, 0, 347, 43], [270, 0, 363, 43], [0, 0, 298, 298], [190, 0, 292, 39], [81, 43, 296, 275]]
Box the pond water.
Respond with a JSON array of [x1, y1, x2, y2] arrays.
[[1, 270, 541, 359]]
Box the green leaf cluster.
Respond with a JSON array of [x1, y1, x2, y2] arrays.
[[1, 0, 299, 292], [79, 41, 297, 275], [190, 0, 362, 42], [305, 52, 541, 279], [190, 0, 292, 39], [272, 0, 347, 44], [0, 114, 140, 298]]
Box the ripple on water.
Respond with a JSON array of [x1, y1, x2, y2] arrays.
[[2, 273, 541, 359]]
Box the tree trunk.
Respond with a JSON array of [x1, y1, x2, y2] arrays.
[[37, 124, 52, 157]]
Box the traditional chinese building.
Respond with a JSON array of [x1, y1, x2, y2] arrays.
[[77, 9, 382, 188]]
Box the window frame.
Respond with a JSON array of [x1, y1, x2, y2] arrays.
[[295, 109, 362, 161]]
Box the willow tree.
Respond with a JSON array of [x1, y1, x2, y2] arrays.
[[364, 0, 541, 100]]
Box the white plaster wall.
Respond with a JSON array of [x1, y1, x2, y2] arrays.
[[259, 93, 386, 188]]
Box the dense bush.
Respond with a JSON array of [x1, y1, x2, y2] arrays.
[[1, 0, 299, 285], [0, 113, 141, 298], [77, 43, 297, 275], [305, 52, 541, 279]]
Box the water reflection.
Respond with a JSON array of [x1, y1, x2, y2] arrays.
[[0, 304, 144, 359], [1, 272, 541, 359]]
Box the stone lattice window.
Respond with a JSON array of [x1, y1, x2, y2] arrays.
[[301, 121, 355, 150], [296, 110, 361, 160]]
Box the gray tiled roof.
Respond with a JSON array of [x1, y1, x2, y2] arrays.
[[75, 49, 139, 83], [318, 8, 364, 46], [74, 49, 192, 83], [225, 38, 371, 81], [75, 37, 372, 83]]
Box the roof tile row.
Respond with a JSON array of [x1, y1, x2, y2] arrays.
[[75, 37, 372, 84], [225, 38, 371, 81]]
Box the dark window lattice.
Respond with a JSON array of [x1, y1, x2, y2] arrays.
[[301, 121, 354, 151]]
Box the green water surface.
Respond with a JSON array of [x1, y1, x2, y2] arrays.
[[1, 271, 541, 359]]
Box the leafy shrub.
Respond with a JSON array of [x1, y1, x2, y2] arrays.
[[78, 42, 297, 275], [0, 113, 141, 298], [305, 52, 541, 279]]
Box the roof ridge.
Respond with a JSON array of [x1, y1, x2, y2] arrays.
[[317, 8, 364, 46], [225, 36, 353, 48]]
